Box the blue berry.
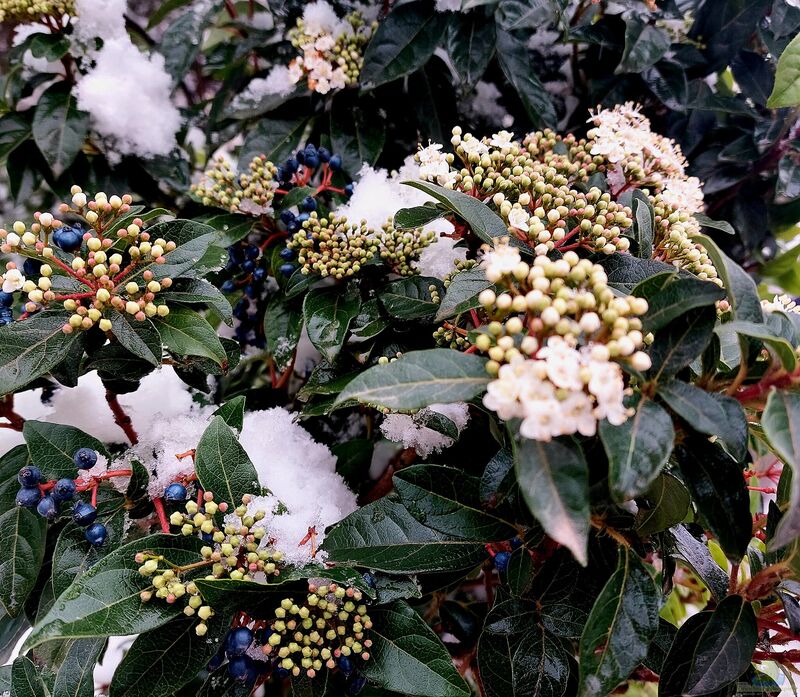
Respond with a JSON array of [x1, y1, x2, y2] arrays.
[[329, 154, 342, 171], [279, 263, 296, 277], [318, 146, 331, 163], [228, 245, 244, 264], [295, 150, 306, 165], [256, 627, 273, 644], [228, 655, 256, 683], [305, 154, 320, 169], [287, 219, 300, 233], [301, 196, 316, 212], [304, 143, 317, 158], [0, 291, 14, 308], [273, 666, 289, 679], [37, 495, 58, 520], [244, 244, 260, 260], [53, 478, 76, 502], [207, 649, 225, 672], [221, 279, 236, 293], [202, 531, 214, 542], [85, 523, 107, 546], [17, 465, 42, 487], [344, 183, 354, 197], [252, 267, 267, 282], [280, 210, 296, 225], [494, 551, 510, 573], [338, 655, 354, 676], [241, 260, 256, 273], [279, 247, 295, 261], [296, 213, 309, 224], [348, 674, 368, 694], [225, 627, 253, 657], [22, 258, 41, 276], [275, 165, 286, 182], [284, 157, 299, 174], [73, 501, 97, 526], [510, 536, 523, 550], [164, 482, 187, 502], [73, 448, 97, 469], [16, 487, 41, 508], [52, 226, 82, 252]]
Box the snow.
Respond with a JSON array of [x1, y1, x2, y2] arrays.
[[467, 82, 514, 129], [72, 0, 128, 45], [416, 235, 466, 279], [12, 25, 57, 73], [435, 0, 462, 11], [75, 37, 181, 160], [380, 403, 470, 457], [230, 65, 298, 110], [302, 0, 348, 36], [236, 408, 358, 565]]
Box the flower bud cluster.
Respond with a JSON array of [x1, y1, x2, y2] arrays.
[[0, 186, 175, 334], [650, 195, 720, 283], [192, 155, 279, 215], [287, 213, 434, 279], [262, 583, 373, 678], [761, 294, 800, 315], [0, 0, 72, 22], [442, 258, 479, 288], [475, 240, 652, 441], [287, 10, 375, 94]]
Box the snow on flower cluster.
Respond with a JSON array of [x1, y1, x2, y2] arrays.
[[587, 102, 704, 213], [483, 339, 631, 441], [73, 0, 181, 160], [380, 403, 470, 457], [761, 294, 800, 315]]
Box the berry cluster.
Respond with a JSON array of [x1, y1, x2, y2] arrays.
[[191, 155, 279, 215], [220, 241, 271, 349], [286, 212, 434, 279], [0, 187, 175, 334], [287, 9, 375, 94], [0, 0, 72, 22], [15, 448, 109, 546]]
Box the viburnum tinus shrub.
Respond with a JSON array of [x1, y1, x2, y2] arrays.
[[2, 0, 800, 696]]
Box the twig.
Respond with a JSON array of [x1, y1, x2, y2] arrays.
[[105, 390, 139, 445]]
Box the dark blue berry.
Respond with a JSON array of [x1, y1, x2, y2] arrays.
[[37, 495, 58, 520], [304, 143, 317, 158], [279, 263, 296, 277], [202, 532, 214, 542], [256, 627, 273, 644], [362, 572, 377, 589], [0, 291, 14, 307], [241, 260, 256, 273], [164, 482, 187, 502], [225, 627, 253, 657], [17, 465, 42, 487], [494, 551, 510, 573], [233, 299, 250, 320], [344, 183, 354, 197], [16, 486, 41, 508], [73, 448, 97, 469], [329, 154, 342, 171], [53, 226, 82, 252], [280, 210, 296, 225], [244, 244, 260, 260], [252, 267, 267, 282], [207, 649, 225, 672], [274, 666, 289, 679], [73, 501, 97, 526], [287, 219, 300, 233], [318, 147, 331, 163], [0, 308, 12, 318], [279, 247, 295, 261], [284, 157, 299, 174], [53, 478, 76, 502], [244, 284, 256, 298], [275, 165, 286, 182], [305, 154, 320, 169], [510, 536, 523, 550], [295, 150, 306, 165], [221, 279, 236, 293], [228, 655, 256, 683], [85, 523, 107, 546], [228, 245, 244, 263], [348, 674, 368, 694], [22, 258, 41, 276], [301, 196, 317, 212], [0, 318, 11, 326], [338, 655, 354, 676], [296, 212, 310, 223]]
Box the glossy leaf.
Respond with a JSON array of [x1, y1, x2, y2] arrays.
[[768, 31, 800, 107], [617, 17, 669, 73], [321, 498, 487, 574], [648, 306, 717, 381], [380, 276, 444, 320], [11, 655, 45, 697], [600, 394, 675, 502], [641, 276, 726, 332], [303, 286, 361, 362], [154, 307, 227, 367], [160, 278, 233, 326], [514, 437, 589, 565], [496, 30, 556, 127], [264, 296, 303, 371], [238, 117, 308, 169], [362, 600, 470, 697], [435, 266, 493, 321], [329, 92, 385, 176], [721, 320, 797, 371], [213, 396, 245, 432], [667, 525, 730, 601], [109, 313, 162, 367], [578, 548, 659, 697], [31, 83, 89, 176], [634, 474, 690, 536], [195, 415, 259, 506], [394, 205, 448, 229], [52, 639, 104, 697], [23, 420, 109, 479], [446, 12, 496, 87], [336, 348, 489, 410], [0, 506, 46, 617]]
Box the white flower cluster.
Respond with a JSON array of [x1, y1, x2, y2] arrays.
[[483, 338, 632, 441], [761, 294, 800, 314], [587, 103, 704, 213], [416, 143, 456, 187]]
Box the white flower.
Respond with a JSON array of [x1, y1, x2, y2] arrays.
[[417, 143, 454, 187], [762, 294, 800, 315], [508, 207, 530, 232], [2, 269, 25, 293], [460, 137, 489, 157], [288, 61, 304, 84], [483, 366, 523, 421], [539, 339, 583, 391], [660, 176, 705, 214], [483, 242, 521, 282], [560, 391, 598, 437], [488, 130, 515, 148], [314, 35, 335, 52]]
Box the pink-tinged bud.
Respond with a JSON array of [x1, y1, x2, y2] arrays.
[[203, 491, 214, 502], [76, 269, 86, 277], [25, 302, 37, 313], [134, 311, 145, 321], [103, 203, 112, 213], [326, 659, 335, 669], [249, 563, 258, 572], [133, 218, 143, 226], [135, 553, 145, 563], [242, 494, 252, 504], [31, 223, 41, 233], [361, 653, 370, 661], [161, 277, 173, 288], [35, 242, 44, 251], [62, 324, 73, 333], [0, 245, 9, 253], [52, 219, 62, 228], [5, 261, 15, 270], [333, 649, 341, 657], [307, 670, 316, 678], [44, 291, 55, 301], [143, 270, 154, 280], [122, 195, 133, 204], [109, 264, 120, 273], [83, 232, 92, 240], [100, 275, 110, 283], [117, 230, 128, 238], [33, 211, 40, 220], [156, 256, 166, 264], [121, 204, 130, 213], [102, 238, 113, 248], [218, 502, 228, 513], [58, 203, 69, 213], [166, 594, 176, 604], [88, 201, 97, 210], [145, 292, 154, 302], [88, 258, 96, 267]]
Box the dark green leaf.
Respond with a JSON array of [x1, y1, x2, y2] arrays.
[[720, 320, 797, 371], [446, 13, 496, 87], [195, 415, 259, 507], [642, 276, 725, 332], [110, 313, 162, 367], [25, 534, 204, 650], [380, 276, 444, 320], [238, 117, 308, 170], [629, 190, 655, 259], [160, 278, 233, 326], [667, 524, 730, 600], [675, 437, 752, 561], [349, 298, 389, 343], [496, 30, 556, 127], [597, 254, 678, 294], [578, 548, 659, 697], [514, 437, 589, 565], [302, 286, 361, 362], [155, 307, 227, 367], [0, 112, 31, 163], [657, 380, 748, 463], [506, 547, 534, 597], [693, 213, 735, 235], [214, 396, 246, 432], [435, 266, 493, 322], [322, 498, 487, 574], [23, 420, 109, 479], [477, 598, 572, 697], [53, 639, 104, 697], [394, 205, 447, 230], [335, 349, 489, 410], [362, 600, 470, 697], [0, 507, 46, 617], [762, 389, 800, 549], [11, 655, 45, 697], [648, 306, 717, 381], [32, 83, 89, 176], [600, 394, 675, 502], [634, 473, 690, 536], [264, 296, 302, 371], [158, 1, 221, 83], [110, 617, 223, 697], [393, 465, 516, 541], [617, 17, 670, 73], [329, 93, 385, 176], [360, 3, 448, 89]]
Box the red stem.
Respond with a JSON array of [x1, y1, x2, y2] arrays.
[[153, 497, 170, 533], [105, 390, 139, 445], [91, 483, 98, 507]]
